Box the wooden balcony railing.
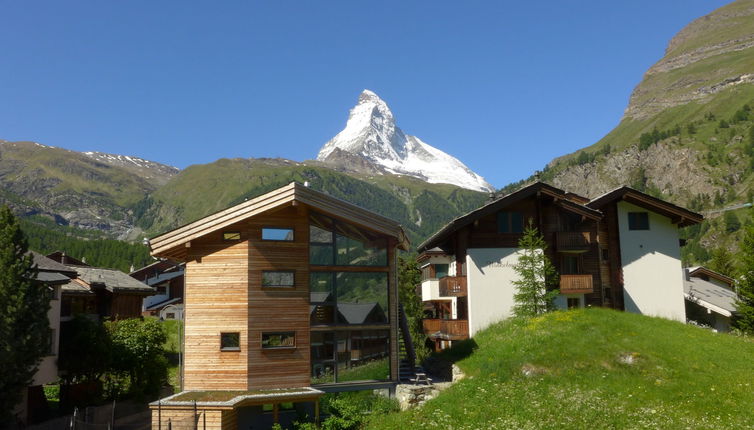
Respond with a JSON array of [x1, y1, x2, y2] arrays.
[[439, 276, 467, 297], [555, 231, 591, 252], [422, 319, 469, 340], [560, 274, 594, 294]]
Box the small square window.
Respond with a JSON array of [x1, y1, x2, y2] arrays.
[[262, 271, 295, 287], [262, 332, 295, 349], [223, 232, 242, 241], [220, 332, 240, 351], [497, 212, 524, 233], [628, 212, 650, 230], [262, 228, 294, 241]]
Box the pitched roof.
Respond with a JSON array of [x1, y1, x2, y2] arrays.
[[587, 186, 702, 227], [684, 276, 737, 317], [418, 182, 602, 252], [31, 251, 78, 277], [150, 182, 409, 260], [74, 266, 155, 294], [688, 266, 735, 287], [337, 302, 385, 324]]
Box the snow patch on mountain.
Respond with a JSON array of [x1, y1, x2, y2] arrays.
[[317, 90, 493, 192]]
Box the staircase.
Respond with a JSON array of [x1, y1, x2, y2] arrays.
[[398, 303, 422, 382]]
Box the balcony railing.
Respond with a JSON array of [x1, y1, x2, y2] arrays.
[[439, 276, 467, 297], [555, 231, 591, 252], [422, 319, 469, 340], [560, 274, 594, 294]]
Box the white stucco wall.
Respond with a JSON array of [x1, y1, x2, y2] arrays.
[[33, 285, 61, 386], [617, 201, 686, 321], [466, 248, 520, 336]]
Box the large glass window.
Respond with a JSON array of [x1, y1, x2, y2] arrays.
[[310, 213, 387, 266], [309, 272, 388, 325]]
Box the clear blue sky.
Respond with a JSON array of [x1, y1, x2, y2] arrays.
[[0, 1, 732, 189]]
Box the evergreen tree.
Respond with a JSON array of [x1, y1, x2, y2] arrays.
[[398, 254, 428, 362], [0, 206, 50, 422], [733, 225, 754, 334], [708, 247, 736, 277], [512, 221, 559, 317]]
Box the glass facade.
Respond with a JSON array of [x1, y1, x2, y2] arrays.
[[309, 212, 391, 384]]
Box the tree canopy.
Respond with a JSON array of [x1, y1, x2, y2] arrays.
[[0, 206, 50, 422], [733, 225, 754, 334]]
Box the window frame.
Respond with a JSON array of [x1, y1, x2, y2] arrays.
[[262, 227, 295, 242], [261, 332, 296, 349], [262, 270, 296, 288], [628, 212, 650, 231], [497, 211, 524, 234], [220, 332, 241, 351]]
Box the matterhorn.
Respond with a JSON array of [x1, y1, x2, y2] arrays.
[[317, 90, 494, 192]]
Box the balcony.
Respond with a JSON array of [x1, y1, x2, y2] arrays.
[[560, 274, 594, 294], [422, 319, 469, 340], [555, 231, 591, 252], [439, 276, 467, 297]]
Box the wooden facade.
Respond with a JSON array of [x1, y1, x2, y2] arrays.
[[149, 182, 408, 426]]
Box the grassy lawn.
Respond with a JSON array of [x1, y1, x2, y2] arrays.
[[367, 308, 754, 430]]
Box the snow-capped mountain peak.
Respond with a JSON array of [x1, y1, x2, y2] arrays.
[[317, 90, 493, 192]]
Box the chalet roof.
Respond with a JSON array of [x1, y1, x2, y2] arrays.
[[144, 270, 184, 286], [61, 279, 95, 295], [587, 186, 702, 227], [46, 251, 89, 267], [30, 251, 78, 278], [145, 297, 182, 311], [73, 266, 155, 295], [310, 292, 332, 303], [418, 182, 602, 252], [688, 266, 735, 287], [684, 276, 737, 317], [150, 182, 409, 260]]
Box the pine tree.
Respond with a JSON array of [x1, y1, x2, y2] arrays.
[[709, 247, 736, 277], [0, 206, 50, 422], [733, 225, 754, 334], [512, 221, 559, 317]]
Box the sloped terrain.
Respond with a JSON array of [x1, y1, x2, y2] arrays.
[[368, 308, 754, 430]]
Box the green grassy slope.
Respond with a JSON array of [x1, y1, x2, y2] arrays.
[[368, 308, 754, 430]]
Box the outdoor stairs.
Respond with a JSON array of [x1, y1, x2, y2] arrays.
[[398, 303, 421, 382]]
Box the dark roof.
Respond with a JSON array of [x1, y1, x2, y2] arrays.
[[587, 186, 702, 227], [684, 276, 737, 316], [46, 251, 89, 267], [418, 182, 602, 252], [35, 271, 72, 284], [61, 279, 95, 295], [144, 270, 184, 286], [31, 251, 78, 277], [688, 266, 734, 287], [74, 266, 155, 294], [310, 292, 332, 303]]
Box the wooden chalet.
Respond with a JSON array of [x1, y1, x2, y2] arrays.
[[148, 182, 409, 429], [130, 259, 185, 318], [417, 182, 702, 351]]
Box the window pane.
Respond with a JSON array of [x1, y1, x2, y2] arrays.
[[497, 212, 509, 233], [262, 271, 295, 287], [310, 244, 334, 265], [221, 332, 240, 350], [336, 234, 387, 266], [223, 232, 241, 241], [434, 264, 449, 279], [628, 212, 650, 230], [310, 224, 333, 244], [262, 228, 294, 241], [511, 213, 524, 233], [262, 332, 295, 348], [336, 272, 388, 324], [336, 330, 390, 382], [310, 272, 334, 302], [311, 332, 335, 384]]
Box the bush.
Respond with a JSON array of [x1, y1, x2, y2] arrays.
[[105, 318, 168, 397]]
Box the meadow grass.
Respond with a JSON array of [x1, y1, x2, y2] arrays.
[[366, 308, 754, 430]]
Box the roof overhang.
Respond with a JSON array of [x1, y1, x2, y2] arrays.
[[149, 182, 409, 260], [688, 266, 734, 287], [418, 182, 602, 252], [588, 187, 703, 227], [684, 293, 733, 318]]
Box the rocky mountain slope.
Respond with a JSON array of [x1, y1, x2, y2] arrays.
[[0, 140, 177, 239], [318, 90, 493, 192], [0, 140, 486, 247], [531, 0, 754, 264]]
